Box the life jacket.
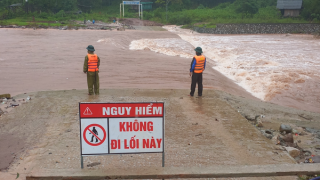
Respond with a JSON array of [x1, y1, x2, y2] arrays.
[[87, 54, 99, 72], [193, 55, 206, 73]]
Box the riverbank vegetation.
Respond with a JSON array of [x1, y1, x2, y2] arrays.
[[0, 0, 319, 27]]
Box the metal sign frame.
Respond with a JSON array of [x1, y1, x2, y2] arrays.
[[79, 102, 165, 168], [120, 1, 143, 20]]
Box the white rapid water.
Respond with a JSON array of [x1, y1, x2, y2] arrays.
[[129, 38, 194, 58], [97, 38, 127, 49], [130, 25, 320, 101]]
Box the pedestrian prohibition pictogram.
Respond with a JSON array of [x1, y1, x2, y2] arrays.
[[83, 124, 106, 146]]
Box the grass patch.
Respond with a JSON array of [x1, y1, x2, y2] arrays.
[[181, 24, 193, 29], [0, 17, 68, 27], [193, 22, 217, 29], [144, 5, 311, 26], [0, 21, 63, 27]]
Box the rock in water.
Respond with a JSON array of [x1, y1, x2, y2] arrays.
[[285, 147, 300, 158], [280, 124, 292, 133]]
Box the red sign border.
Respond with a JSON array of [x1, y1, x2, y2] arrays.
[[79, 102, 165, 156], [79, 102, 165, 118]]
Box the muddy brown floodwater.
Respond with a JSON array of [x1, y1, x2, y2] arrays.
[[0, 28, 256, 99], [1, 28, 319, 113], [0, 28, 319, 180]]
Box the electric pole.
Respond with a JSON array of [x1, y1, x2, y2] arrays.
[[25, 0, 28, 13], [166, 0, 171, 22]]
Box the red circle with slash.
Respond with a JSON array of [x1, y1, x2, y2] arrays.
[[83, 124, 106, 146]]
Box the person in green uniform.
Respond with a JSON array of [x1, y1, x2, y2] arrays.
[[83, 45, 100, 95]]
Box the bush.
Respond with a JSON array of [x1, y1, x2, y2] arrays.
[[253, 6, 280, 20], [181, 24, 193, 29], [215, 2, 231, 9], [55, 10, 65, 18], [301, 0, 320, 20], [143, 11, 153, 20], [235, 0, 259, 15], [169, 14, 192, 25], [38, 12, 49, 19], [154, 8, 163, 18], [197, 4, 205, 9]]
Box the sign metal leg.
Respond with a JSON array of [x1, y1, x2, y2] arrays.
[[162, 152, 165, 180], [162, 152, 165, 167], [81, 156, 84, 169]]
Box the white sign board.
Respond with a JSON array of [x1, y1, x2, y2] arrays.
[[81, 118, 108, 155], [79, 102, 164, 156], [109, 118, 163, 153]]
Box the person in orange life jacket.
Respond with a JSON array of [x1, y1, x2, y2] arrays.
[[189, 47, 206, 97], [83, 45, 100, 95]]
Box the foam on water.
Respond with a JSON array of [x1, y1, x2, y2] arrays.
[[129, 38, 194, 58], [97, 38, 127, 49], [177, 34, 320, 100], [130, 26, 320, 101]]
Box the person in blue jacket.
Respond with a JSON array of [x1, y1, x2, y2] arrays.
[[189, 47, 206, 97]]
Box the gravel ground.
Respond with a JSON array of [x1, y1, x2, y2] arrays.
[[0, 89, 297, 180]]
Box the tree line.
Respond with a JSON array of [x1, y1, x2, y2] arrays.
[[0, 0, 319, 21]]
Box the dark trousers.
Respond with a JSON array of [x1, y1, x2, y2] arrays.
[[87, 71, 99, 95], [190, 73, 203, 96]]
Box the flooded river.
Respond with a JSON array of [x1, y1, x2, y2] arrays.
[[130, 26, 320, 112], [0, 27, 319, 112]]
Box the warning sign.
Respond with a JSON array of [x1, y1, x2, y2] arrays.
[[79, 102, 165, 156]]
